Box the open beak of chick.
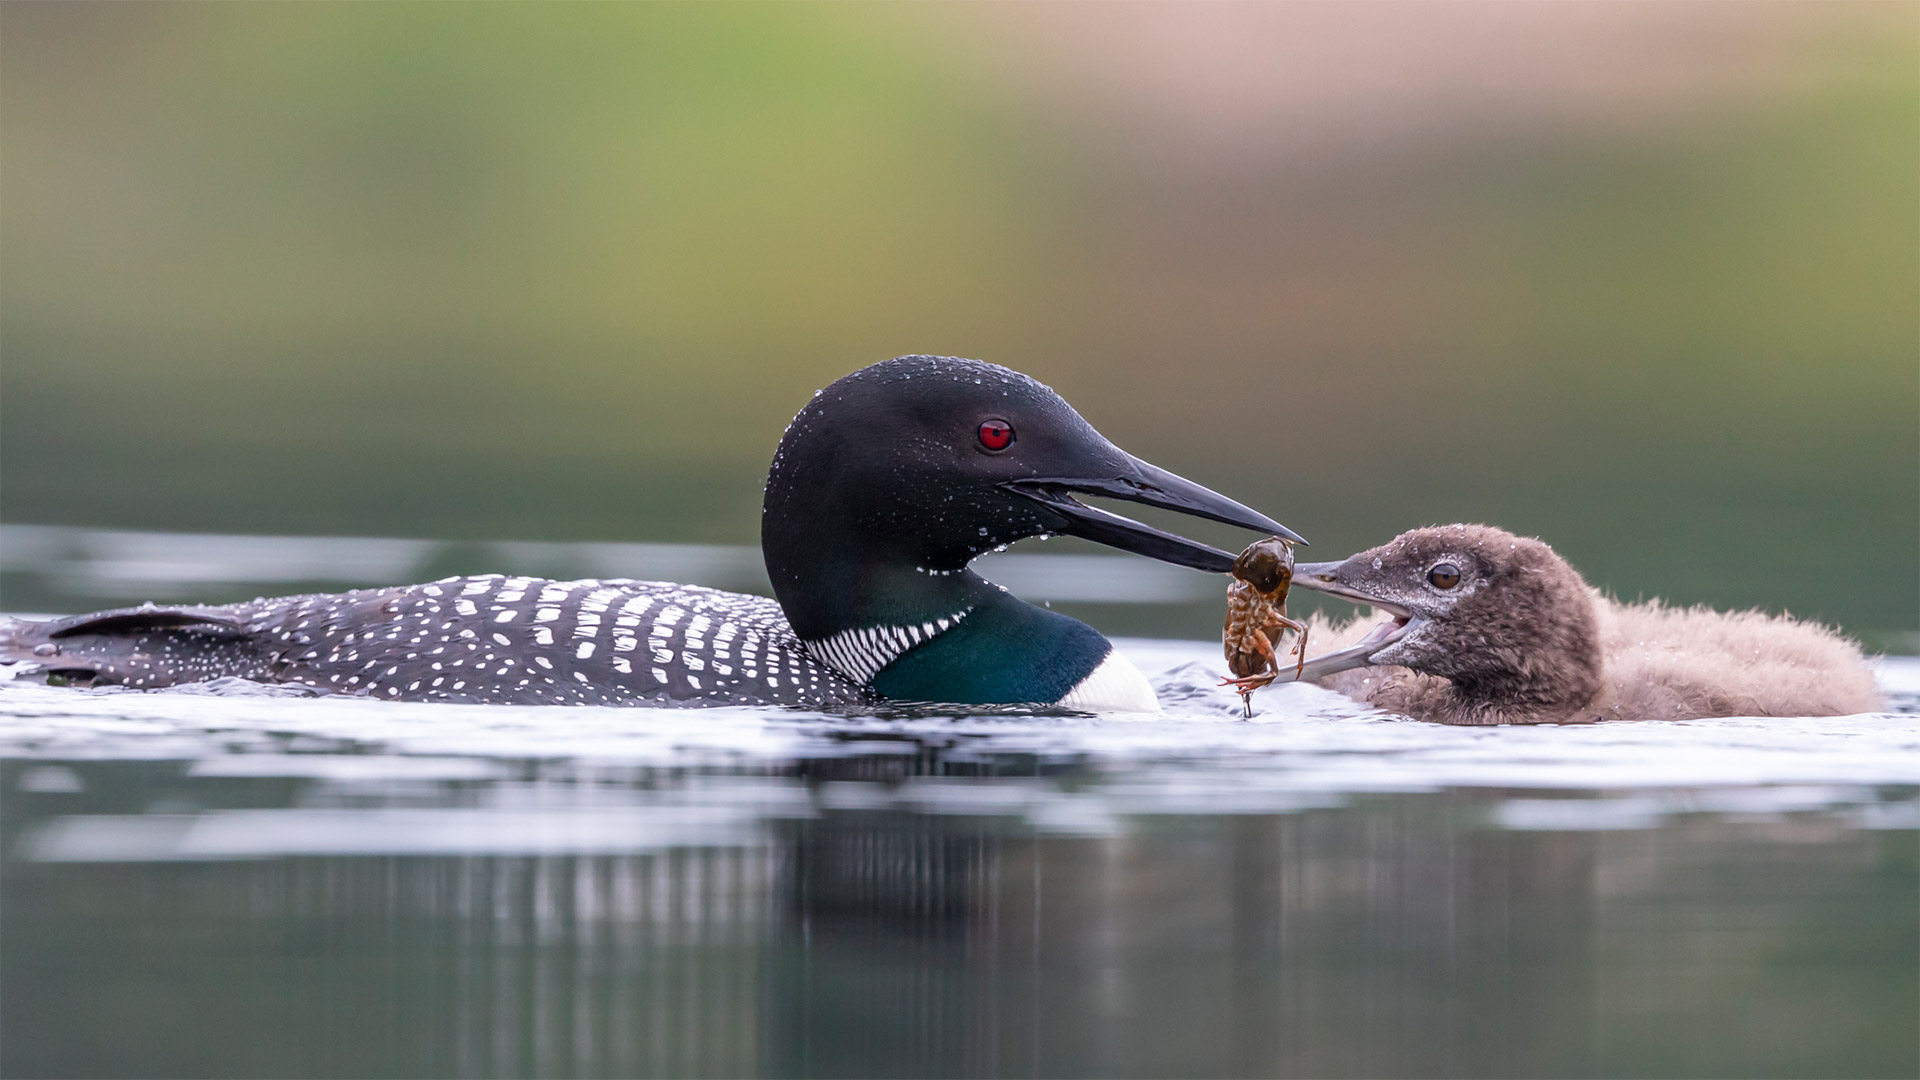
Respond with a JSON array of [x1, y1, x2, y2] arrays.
[[1276, 560, 1426, 682]]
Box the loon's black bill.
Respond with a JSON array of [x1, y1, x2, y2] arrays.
[[1003, 455, 1305, 574], [1279, 560, 1421, 681]]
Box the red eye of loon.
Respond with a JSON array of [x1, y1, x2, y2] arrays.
[[977, 418, 1014, 452]]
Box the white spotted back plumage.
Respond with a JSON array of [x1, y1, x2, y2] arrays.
[[188, 575, 866, 706]]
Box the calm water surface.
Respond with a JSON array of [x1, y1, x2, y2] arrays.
[[3, 641, 1917, 1078]]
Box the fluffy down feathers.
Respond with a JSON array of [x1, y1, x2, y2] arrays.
[[1589, 592, 1881, 721], [1291, 529, 1882, 724]]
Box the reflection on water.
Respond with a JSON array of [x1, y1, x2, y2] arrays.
[[6, 776, 1918, 1078], [2, 641, 1917, 1077], [5, 766, 1918, 1075]]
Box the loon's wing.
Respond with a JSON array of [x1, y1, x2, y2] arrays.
[[3, 577, 865, 708], [250, 575, 864, 706]]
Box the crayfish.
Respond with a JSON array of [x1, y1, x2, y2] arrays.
[[1220, 536, 1308, 718]]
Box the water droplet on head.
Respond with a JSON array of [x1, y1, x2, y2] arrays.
[[1371, 557, 1383, 570]]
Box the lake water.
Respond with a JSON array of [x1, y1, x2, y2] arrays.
[[3, 632, 1917, 1078], [3, 528, 1917, 1076]]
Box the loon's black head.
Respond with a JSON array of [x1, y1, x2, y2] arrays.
[[762, 355, 1300, 707]]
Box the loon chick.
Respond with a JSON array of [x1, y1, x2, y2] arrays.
[[1276, 524, 1881, 724], [0, 355, 1301, 711]]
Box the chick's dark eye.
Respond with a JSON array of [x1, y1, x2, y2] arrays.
[[1427, 563, 1461, 590], [977, 418, 1014, 452]]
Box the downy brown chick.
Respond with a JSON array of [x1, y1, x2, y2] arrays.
[[1277, 524, 1883, 725]]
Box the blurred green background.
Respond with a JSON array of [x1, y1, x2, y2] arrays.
[[3, 3, 1915, 645]]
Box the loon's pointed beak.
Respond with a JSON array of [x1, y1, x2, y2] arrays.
[[1002, 453, 1305, 573], [1278, 559, 1424, 681], [1290, 560, 1375, 605]]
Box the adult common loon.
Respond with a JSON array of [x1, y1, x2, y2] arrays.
[[0, 356, 1302, 711]]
